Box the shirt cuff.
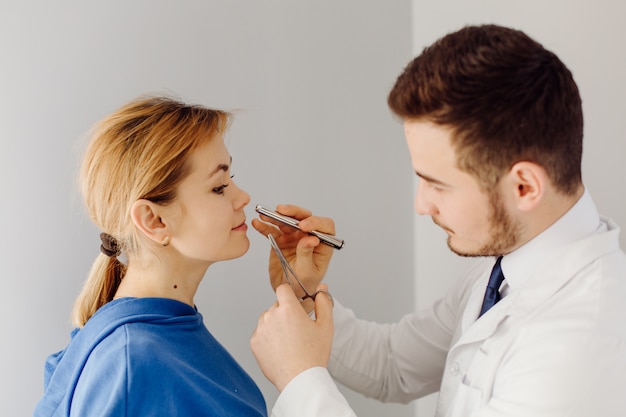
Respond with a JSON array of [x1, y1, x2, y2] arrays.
[[271, 367, 356, 417]]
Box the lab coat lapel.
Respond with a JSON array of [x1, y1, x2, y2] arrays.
[[454, 221, 620, 350], [455, 284, 510, 348]]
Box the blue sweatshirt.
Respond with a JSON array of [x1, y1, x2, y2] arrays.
[[34, 297, 267, 417]]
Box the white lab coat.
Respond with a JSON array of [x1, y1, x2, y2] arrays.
[[271, 197, 626, 417]]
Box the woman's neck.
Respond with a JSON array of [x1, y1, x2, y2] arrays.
[[114, 257, 210, 307]]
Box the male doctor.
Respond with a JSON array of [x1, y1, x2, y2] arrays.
[[251, 24, 626, 417]]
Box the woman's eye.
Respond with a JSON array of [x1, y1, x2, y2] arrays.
[[212, 174, 234, 195], [212, 184, 230, 195]]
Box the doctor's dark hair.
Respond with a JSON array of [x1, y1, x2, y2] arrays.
[[72, 96, 230, 327], [387, 24, 583, 194]]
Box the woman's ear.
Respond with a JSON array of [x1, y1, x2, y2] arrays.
[[130, 199, 170, 245], [507, 161, 547, 212]]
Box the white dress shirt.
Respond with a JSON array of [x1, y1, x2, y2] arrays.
[[271, 191, 626, 416]]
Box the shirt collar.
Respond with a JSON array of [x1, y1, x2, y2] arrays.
[[501, 188, 602, 293]]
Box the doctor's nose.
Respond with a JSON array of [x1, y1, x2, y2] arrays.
[[414, 180, 438, 216]]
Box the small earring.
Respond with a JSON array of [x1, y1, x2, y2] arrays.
[[161, 236, 170, 247]]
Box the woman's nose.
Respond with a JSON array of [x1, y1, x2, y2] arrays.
[[231, 181, 251, 209]]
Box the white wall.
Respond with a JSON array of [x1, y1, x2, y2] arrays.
[[0, 2, 415, 416], [411, 1, 626, 416]]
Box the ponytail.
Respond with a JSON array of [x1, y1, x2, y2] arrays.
[[71, 254, 126, 327]]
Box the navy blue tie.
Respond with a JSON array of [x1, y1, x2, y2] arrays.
[[478, 256, 505, 318]]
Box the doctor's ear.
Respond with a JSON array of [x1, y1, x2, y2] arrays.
[[130, 199, 170, 245], [507, 161, 548, 212]]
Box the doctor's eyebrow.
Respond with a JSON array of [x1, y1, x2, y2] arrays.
[[414, 170, 450, 187]]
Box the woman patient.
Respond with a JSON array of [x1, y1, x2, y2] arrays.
[[35, 96, 267, 417]]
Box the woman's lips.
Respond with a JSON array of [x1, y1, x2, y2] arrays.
[[232, 221, 248, 231]]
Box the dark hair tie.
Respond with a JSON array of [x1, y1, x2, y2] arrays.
[[100, 233, 121, 257]]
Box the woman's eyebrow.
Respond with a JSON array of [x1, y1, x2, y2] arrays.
[[208, 156, 232, 177], [210, 164, 229, 175]]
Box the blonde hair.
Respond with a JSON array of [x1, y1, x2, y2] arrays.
[[71, 95, 230, 327]]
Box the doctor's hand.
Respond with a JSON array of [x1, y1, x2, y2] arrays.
[[251, 283, 334, 392], [252, 204, 335, 295]]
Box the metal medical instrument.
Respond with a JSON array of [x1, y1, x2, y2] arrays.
[[267, 233, 333, 305]]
